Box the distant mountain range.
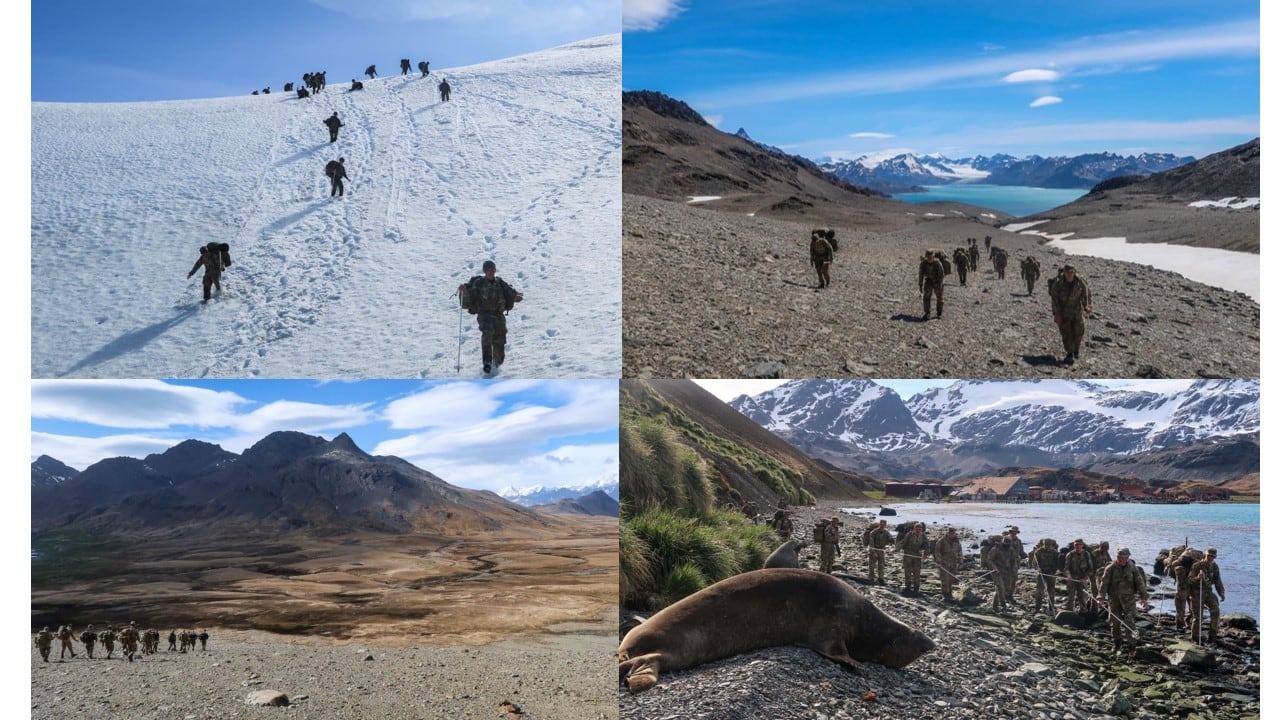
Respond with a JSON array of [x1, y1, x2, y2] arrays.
[[499, 479, 619, 507], [731, 379, 1258, 481], [532, 489, 620, 516], [31, 432, 544, 534], [819, 151, 1194, 195]]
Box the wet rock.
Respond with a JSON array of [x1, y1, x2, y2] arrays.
[[1222, 614, 1257, 632], [1163, 641, 1216, 669], [1052, 611, 1088, 629]]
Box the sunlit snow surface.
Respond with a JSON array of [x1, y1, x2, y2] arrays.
[[32, 36, 621, 379]]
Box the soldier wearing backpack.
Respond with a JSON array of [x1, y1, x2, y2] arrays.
[[418, 60, 430, 77], [952, 247, 968, 286], [187, 242, 232, 303], [809, 229, 834, 288], [400, 58, 411, 75], [1048, 264, 1092, 366], [323, 112, 344, 143], [918, 249, 946, 320], [439, 78, 452, 102], [458, 260, 524, 374], [325, 157, 348, 197], [1021, 255, 1041, 295], [992, 248, 1008, 279]]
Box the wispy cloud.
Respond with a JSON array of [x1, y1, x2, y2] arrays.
[[849, 131, 895, 139], [32, 380, 248, 429], [1030, 96, 1063, 107], [691, 19, 1259, 109], [624, 0, 685, 31], [704, 114, 724, 127], [981, 43, 1005, 53], [1004, 68, 1061, 83]]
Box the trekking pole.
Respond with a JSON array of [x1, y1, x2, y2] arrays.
[[456, 295, 464, 374]]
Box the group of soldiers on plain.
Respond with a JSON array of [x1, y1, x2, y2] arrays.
[[33, 621, 209, 664], [761, 506, 1228, 658], [808, 226, 1092, 366]]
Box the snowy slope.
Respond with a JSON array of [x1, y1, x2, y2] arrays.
[[32, 35, 621, 379], [731, 379, 929, 451]]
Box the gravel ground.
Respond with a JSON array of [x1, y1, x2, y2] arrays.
[[32, 628, 618, 720], [618, 504, 1260, 720], [623, 194, 1259, 379]]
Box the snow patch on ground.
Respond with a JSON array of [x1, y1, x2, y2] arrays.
[[686, 196, 722, 204], [1001, 220, 1049, 232], [1048, 237, 1259, 301], [1187, 197, 1260, 209]]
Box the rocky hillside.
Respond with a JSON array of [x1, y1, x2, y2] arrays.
[[622, 379, 871, 506], [31, 432, 543, 535], [624, 194, 1258, 379], [30, 455, 79, 487], [1020, 138, 1260, 252]]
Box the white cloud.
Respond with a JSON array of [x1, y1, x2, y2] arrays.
[[32, 431, 183, 470], [236, 400, 377, 434], [1004, 68, 1061, 83], [704, 114, 724, 128], [428, 442, 618, 492], [1030, 96, 1063, 107], [691, 19, 1258, 109], [31, 380, 248, 429], [849, 132, 895, 139], [382, 380, 544, 429], [623, 0, 684, 31]]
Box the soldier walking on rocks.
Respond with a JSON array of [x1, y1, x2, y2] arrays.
[[1090, 541, 1112, 600], [992, 248, 1008, 279], [933, 527, 963, 603], [168, 630, 177, 651], [100, 626, 116, 658], [866, 520, 892, 585], [818, 517, 841, 573], [1171, 549, 1193, 630], [79, 624, 98, 659], [986, 536, 1018, 612], [34, 627, 53, 662], [119, 622, 140, 662], [897, 523, 928, 595], [1063, 539, 1095, 612], [56, 624, 76, 659], [918, 249, 946, 320], [967, 240, 979, 274], [809, 229, 835, 288], [199, 629, 209, 651], [1048, 265, 1092, 366], [1100, 548, 1149, 655], [1030, 539, 1061, 615], [952, 248, 969, 286], [1021, 255, 1041, 295], [774, 510, 794, 541], [1189, 547, 1226, 644]]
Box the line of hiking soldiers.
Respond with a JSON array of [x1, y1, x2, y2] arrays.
[[34, 622, 209, 663], [811, 225, 1090, 366]]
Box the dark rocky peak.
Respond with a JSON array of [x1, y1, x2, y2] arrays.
[[142, 439, 236, 479], [236, 431, 332, 474], [326, 432, 368, 457], [622, 90, 710, 126], [31, 455, 80, 487]]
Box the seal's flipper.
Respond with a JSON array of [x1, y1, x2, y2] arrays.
[[619, 652, 664, 693], [812, 638, 863, 670]]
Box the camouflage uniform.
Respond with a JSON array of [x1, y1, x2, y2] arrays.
[[1063, 542, 1095, 611], [952, 248, 968, 285], [967, 244, 979, 273], [119, 623, 140, 662], [199, 630, 209, 651], [79, 625, 98, 659], [1021, 256, 1041, 295], [818, 520, 840, 573], [187, 244, 228, 302], [461, 263, 523, 372], [986, 538, 1018, 611], [1048, 267, 1092, 364], [867, 522, 892, 584], [810, 231, 835, 288], [1029, 540, 1061, 615], [993, 249, 1008, 279], [933, 530, 963, 602], [1189, 549, 1226, 642], [1003, 527, 1027, 595], [1173, 562, 1191, 629], [100, 628, 116, 658], [1090, 542, 1112, 599], [168, 630, 177, 651], [1100, 550, 1149, 652], [56, 624, 76, 659], [897, 525, 928, 594], [918, 253, 946, 319], [34, 628, 53, 662], [775, 513, 793, 541]]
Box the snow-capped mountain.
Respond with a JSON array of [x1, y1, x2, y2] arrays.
[[31, 455, 80, 488], [732, 379, 1257, 459], [820, 151, 1193, 195], [32, 35, 620, 379], [499, 478, 620, 507]]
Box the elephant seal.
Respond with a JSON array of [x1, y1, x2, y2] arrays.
[[763, 538, 806, 568], [618, 568, 934, 693]]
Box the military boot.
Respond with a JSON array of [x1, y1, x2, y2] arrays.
[[922, 296, 931, 320], [936, 300, 943, 318]]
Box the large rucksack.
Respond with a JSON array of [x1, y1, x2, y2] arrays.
[[939, 254, 952, 275]]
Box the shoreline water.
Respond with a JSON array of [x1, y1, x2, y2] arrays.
[[893, 184, 1087, 217]]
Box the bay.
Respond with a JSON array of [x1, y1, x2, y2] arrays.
[[845, 501, 1259, 620], [893, 184, 1087, 217]]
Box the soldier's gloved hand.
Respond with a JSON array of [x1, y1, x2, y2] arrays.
[[187, 271, 195, 279], [514, 293, 524, 302]]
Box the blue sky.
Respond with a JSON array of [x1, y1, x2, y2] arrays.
[[622, 1, 1259, 160], [31, 379, 618, 494], [32, 0, 618, 102]]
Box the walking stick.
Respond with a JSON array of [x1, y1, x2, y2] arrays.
[[456, 293, 464, 374]]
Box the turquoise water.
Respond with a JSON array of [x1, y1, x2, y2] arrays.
[[844, 502, 1259, 619], [893, 184, 1088, 218]]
